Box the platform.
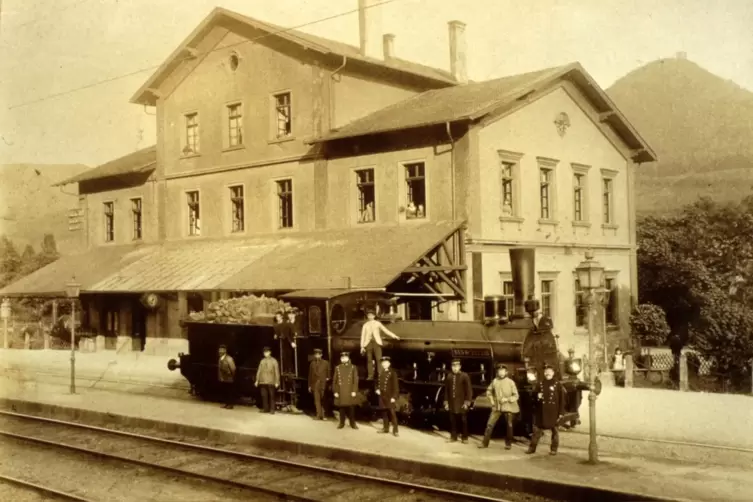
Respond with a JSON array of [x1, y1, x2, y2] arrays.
[[0, 374, 750, 501]]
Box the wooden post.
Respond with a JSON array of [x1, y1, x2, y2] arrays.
[[51, 299, 58, 324], [679, 351, 689, 392], [624, 353, 634, 388]]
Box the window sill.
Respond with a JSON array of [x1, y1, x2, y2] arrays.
[[222, 145, 245, 153], [537, 218, 559, 226], [268, 136, 296, 145], [402, 216, 428, 223], [277, 226, 296, 232], [187, 234, 202, 238], [180, 153, 201, 160], [357, 220, 376, 225], [132, 238, 143, 242], [499, 216, 524, 223], [572, 221, 591, 228], [602, 223, 619, 230]]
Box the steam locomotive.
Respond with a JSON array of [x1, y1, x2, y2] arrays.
[[168, 248, 597, 434]]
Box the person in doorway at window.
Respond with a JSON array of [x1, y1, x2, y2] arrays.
[[333, 352, 359, 430], [527, 364, 565, 456], [444, 359, 473, 444], [308, 348, 330, 420], [217, 344, 236, 409], [416, 204, 425, 218], [360, 309, 400, 380], [479, 363, 520, 450], [406, 201, 417, 219], [255, 346, 280, 414], [611, 347, 626, 386], [376, 356, 400, 437]]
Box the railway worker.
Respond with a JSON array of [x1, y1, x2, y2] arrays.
[[333, 351, 359, 430], [308, 348, 330, 420], [274, 311, 297, 375], [443, 358, 473, 444], [255, 346, 281, 414], [416, 351, 437, 381], [360, 309, 400, 381], [375, 356, 400, 437], [527, 364, 565, 456], [479, 363, 519, 450], [217, 345, 237, 409]]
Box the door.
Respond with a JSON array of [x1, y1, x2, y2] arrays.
[[131, 301, 147, 352]]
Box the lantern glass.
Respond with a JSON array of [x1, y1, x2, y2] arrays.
[[65, 280, 81, 299], [576, 253, 604, 290]]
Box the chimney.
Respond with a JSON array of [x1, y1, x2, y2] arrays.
[[358, 0, 383, 59], [676, 51, 688, 60], [383, 33, 396, 59], [448, 20, 468, 84], [509, 248, 535, 319]]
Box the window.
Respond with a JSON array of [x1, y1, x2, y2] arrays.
[[131, 198, 142, 240], [103, 202, 114, 242], [540, 168, 552, 219], [605, 277, 617, 325], [574, 279, 586, 328], [227, 104, 243, 147], [573, 174, 585, 222], [184, 113, 199, 155], [274, 92, 292, 138], [501, 161, 515, 216], [230, 185, 244, 233], [276, 179, 293, 229], [502, 280, 515, 317], [105, 309, 119, 334], [308, 306, 322, 334], [602, 177, 613, 224], [541, 280, 554, 317], [187, 191, 200, 236], [356, 169, 375, 223], [404, 162, 426, 219]]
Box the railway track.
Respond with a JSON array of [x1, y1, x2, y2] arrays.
[[0, 410, 517, 502], [0, 474, 95, 501]]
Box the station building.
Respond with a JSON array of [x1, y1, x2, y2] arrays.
[[0, 2, 655, 361]]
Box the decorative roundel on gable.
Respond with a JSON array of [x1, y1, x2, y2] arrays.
[[554, 112, 571, 137], [140, 292, 161, 310], [229, 53, 240, 71]]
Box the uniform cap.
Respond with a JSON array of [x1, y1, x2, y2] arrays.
[[313, 348, 323, 354], [380, 356, 391, 362], [340, 351, 350, 358], [451, 358, 462, 365], [263, 346, 271, 352], [218, 344, 227, 350], [365, 308, 376, 315], [496, 363, 507, 371], [543, 364, 554, 370]]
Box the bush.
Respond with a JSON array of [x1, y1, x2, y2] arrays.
[[630, 303, 671, 347]]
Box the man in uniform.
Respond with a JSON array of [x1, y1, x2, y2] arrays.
[[479, 363, 520, 450], [416, 351, 437, 381], [308, 348, 330, 420], [278, 310, 298, 376], [333, 351, 359, 430], [360, 309, 400, 380], [443, 358, 473, 443], [255, 346, 280, 414], [217, 344, 236, 409], [527, 364, 565, 455], [376, 356, 399, 436]]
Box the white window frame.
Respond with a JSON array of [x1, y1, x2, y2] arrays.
[[399, 159, 429, 222], [603, 271, 619, 327], [228, 184, 245, 233], [103, 201, 115, 243], [571, 163, 591, 226], [271, 91, 293, 141], [225, 102, 244, 150], [601, 168, 619, 228], [497, 150, 524, 221], [130, 197, 143, 241], [274, 178, 294, 230], [352, 167, 377, 225], [538, 271, 559, 319], [499, 272, 515, 318], [182, 112, 200, 156], [537, 156, 559, 225], [186, 190, 201, 237]]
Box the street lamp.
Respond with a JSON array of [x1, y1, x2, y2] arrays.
[[575, 249, 604, 464], [65, 277, 81, 395]]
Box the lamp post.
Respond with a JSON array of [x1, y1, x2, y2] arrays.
[[575, 249, 604, 464], [1, 298, 10, 349], [65, 277, 81, 395]]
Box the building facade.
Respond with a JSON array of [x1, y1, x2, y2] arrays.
[[1, 3, 654, 360]]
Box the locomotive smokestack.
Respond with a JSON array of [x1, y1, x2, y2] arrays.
[[509, 248, 535, 319]]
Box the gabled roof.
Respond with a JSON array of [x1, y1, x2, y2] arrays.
[[310, 62, 657, 163], [131, 7, 457, 106], [54, 146, 157, 186]]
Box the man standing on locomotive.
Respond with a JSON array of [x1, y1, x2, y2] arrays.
[[275, 310, 298, 376], [333, 351, 359, 430], [308, 348, 330, 420], [360, 309, 400, 380], [375, 356, 399, 436], [444, 358, 473, 444], [217, 344, 237, 409], [255, 346, 280, 414], [479, 363, 520, 450], [527, 364, 565, 455]]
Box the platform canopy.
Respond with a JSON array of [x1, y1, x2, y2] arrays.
[[0, 221, 467, 301]]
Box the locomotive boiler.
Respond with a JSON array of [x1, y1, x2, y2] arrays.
[[168, 247, 595, 433]]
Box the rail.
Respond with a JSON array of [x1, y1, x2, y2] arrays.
[[0, 474, 94, 501], [0, 410, 513, 502]]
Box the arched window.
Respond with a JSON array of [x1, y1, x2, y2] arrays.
[[308, 306, 322, 334], [330, 304, 347, 334]]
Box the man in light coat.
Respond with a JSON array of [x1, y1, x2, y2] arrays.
[[360, 309, 400, 380], [255, 346, 280, 414], [479, 363, 520, 449], [217, 344, 236, 409]]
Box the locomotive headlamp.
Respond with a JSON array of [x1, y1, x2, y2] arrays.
[[526, 369, 538, 383]]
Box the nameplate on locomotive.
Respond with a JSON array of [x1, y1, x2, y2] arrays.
[[450, 348, 492, 358]]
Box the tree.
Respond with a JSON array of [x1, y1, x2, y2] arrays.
[[37, 234, 59, 268], [0, 236, 22, 286], [630, 303, 671, 347], [19, 244, 37, 276]]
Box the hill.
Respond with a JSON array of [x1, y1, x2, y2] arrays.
[[0, 164, 89, 254], [607, 56, 753, 215]]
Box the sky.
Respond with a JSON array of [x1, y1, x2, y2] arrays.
[[0, 0, 752, 167]]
